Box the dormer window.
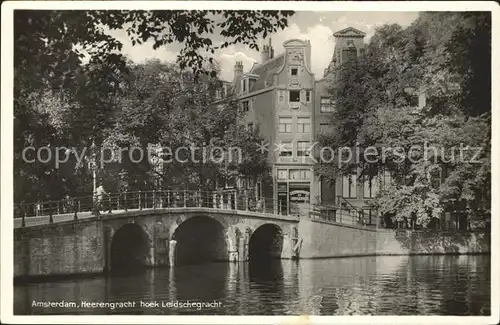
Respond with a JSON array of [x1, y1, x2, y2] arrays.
[[241, 74, 258, 94], [249, 78, 256, 90], [241, 79, 247, 93]]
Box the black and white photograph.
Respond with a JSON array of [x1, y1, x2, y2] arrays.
[[1, 1, 498, 323]]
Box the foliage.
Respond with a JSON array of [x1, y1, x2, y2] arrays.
[[102, 60, 270, 192], [14, 10, 293, 202], [316, 12, 491, 227]]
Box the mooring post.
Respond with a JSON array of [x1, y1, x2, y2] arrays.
[[49, 206, 54, 224], [21, 202, 26, 227]]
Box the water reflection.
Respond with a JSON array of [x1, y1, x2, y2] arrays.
[[14, 255, 490, 315]]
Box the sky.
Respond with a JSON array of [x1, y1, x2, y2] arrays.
[[109, 11, 420, 81]]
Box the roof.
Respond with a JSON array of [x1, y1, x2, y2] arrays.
[[333, 27, 366, 38], [247, 53, 285, 92]]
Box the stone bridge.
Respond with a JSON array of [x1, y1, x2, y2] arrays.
[[14, 190, 490, 279], [14, 207, 300, 278]]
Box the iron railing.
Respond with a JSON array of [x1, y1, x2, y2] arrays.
[[15, 189, 299, 227], [308, 195, 378, 227], [14, 190, 381, 228]]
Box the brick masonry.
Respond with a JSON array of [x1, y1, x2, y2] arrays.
[[14, 210, 490, 278], [298, 218, 490, 258], [14, 209, 299, 278]]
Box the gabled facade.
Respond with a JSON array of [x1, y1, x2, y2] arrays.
[[315, 27, 369, 211], [215, 27, 381, 219]]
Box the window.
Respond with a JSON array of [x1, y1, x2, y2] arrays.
[[289, 169, 300, 180], [278, 141, 293, 157], [297, 117, 311, 133], [305, 90, 311, 103], [363, 175, 379, 198], [290, 67, 299, 77], [289, 90, 300, 103], [278, 117, 292, 133], [289, 169, 311, 180], [342, 173, 357, 198], [341, 48, 357, 63], [297, 141, 311, 157], [249, 78, 256, 90], [247, 123, 253, 132], [215, 88, 222, 99], [429, 166, 442, 189], [241, 79, 247, 93], [320, 97, 335, 112], [300, 169, 311, 180], [278, 90, 285, 104], [319, 123, 333, 134], [382, 169, 392, 188], [242, 101, 250, 113], [277, 169, 288, 180]]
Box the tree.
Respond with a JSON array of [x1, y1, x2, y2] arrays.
[[101, 60, 270, 193], [14, 10, 294, 203], [316, 12, 491, 228]]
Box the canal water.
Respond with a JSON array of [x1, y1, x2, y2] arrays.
[[14, 255, 490, 315]]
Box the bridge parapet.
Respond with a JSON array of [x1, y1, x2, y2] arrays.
[[14, 190, 303, 229]]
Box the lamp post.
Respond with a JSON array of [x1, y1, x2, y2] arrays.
[[89, 139, 97, 194], [88, 139, 98, 215]]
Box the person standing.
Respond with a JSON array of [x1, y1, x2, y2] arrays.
[[95, 183, 108, 213]]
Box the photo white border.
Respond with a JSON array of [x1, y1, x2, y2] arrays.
[[1, 1, 499, 324]]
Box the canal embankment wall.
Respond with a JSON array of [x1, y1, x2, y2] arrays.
[[297, 218, 490, 258], [14, 215, 490, 279], [14, 221, 105, 278]]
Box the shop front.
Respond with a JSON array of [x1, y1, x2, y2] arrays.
[[275, 167, 312, 216]]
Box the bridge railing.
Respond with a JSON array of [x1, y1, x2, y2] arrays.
[[15, 190, 380, 228], [14, 189, 302, 227], [308, 196, 377, 228]]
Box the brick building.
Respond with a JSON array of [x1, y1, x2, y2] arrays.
[[221, 27, 375, 216]]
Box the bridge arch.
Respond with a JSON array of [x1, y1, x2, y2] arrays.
[[172, 215, 228, 265], [110, 223, 151, 273], [248, 223, 284, 261]]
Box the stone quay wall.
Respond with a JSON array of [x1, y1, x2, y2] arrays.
[[297, 218, 490, 258]]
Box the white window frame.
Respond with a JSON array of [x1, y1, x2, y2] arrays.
[[305, 90, 311, 103], [320, 97, 335, 113], [342, 173, 358, 198], [296, 141, 311, 157], [297, 117, 311, 133], [278, 117, 293, 133], [279, 140, 293, 157]]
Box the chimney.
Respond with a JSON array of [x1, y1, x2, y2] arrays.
[[261, 45, 270, 63], [234, 61, 243, 81]]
